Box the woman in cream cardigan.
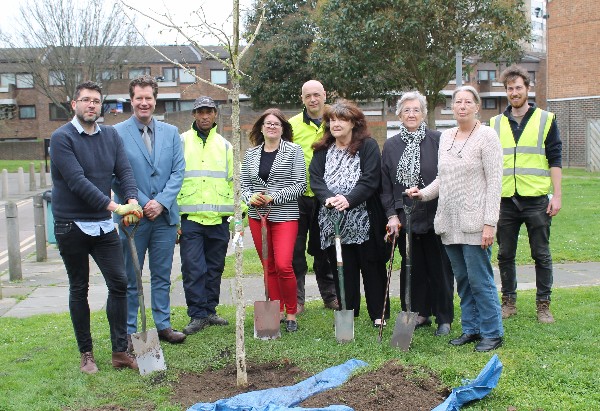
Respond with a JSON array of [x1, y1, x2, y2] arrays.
[[241, 108, 306, 333], [407, 86, 504, 352]]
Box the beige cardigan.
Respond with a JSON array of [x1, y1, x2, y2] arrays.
[[420, 125, 503, 246]]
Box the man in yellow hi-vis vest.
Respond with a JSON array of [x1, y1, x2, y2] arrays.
[[490, 65, 562, 324], [178, 96, 234, 335]]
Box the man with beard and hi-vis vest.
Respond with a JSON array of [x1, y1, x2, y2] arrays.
[[490, 65, 562, 324]]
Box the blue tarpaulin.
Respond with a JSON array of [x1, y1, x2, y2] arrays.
[[432, 354, 503, 411], [187, 359, 369, 411]]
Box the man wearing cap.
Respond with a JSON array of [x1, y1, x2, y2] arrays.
[[178, 96, 234, 335], [113, 75, 186, 346]]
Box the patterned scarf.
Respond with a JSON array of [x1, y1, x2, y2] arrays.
[[396, 122, 426, 187]]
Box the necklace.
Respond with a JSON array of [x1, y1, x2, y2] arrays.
[[447, 121, 479, 158]]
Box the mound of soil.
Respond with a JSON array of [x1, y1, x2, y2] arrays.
[[172, 360, 448, 411]]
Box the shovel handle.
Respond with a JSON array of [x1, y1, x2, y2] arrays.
[[378, 234, 396, 342], [257, 204, 271, 301], [120, 221, 147, 333]]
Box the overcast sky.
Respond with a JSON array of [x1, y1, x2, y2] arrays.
[[0, 0, 254, 46]]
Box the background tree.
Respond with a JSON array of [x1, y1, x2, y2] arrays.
[[311, 0, 531, 126], [0, 0, 138, 116], [119, 0, 266, 387], [241, 0, 318, 108]]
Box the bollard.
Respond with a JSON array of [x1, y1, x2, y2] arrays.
[[40, 161, 47, 188], [1, 169, 8, 200], [6, 202, 23, 281], [33, 194, 47, 262], [29, 162, 36, 191], [17, 167, 25, 195]]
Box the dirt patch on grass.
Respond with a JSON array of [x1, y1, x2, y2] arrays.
[[172, 360, 448, 410]]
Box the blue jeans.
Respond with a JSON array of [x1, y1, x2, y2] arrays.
[[497, 196, 553, 301], [179, 218, 229, 319], [55, 222, 128, 353], [120, 215, 177, 334], [445, 244, 503, 339]]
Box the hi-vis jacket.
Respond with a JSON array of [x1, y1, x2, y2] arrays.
[[491, 108, 553, 197], [177, 124, 234, 226], [289, 110, 325, 197]]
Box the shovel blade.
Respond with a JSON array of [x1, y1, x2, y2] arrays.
[[334, 309, 354, 343], [131, 328, 166, 376], [254, 300, 281, 340], [390, 311, 418, 351]]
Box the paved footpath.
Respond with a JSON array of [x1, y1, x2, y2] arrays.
[[1, 185, 600, 318], [2, 238, 600, 318]]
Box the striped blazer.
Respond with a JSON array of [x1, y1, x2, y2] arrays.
[[241, 139, 306, 222]]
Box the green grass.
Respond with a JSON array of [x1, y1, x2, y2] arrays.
[[0, 287, 599, 410], [0, 159, 47, 173], [227, 168, 600, 279]]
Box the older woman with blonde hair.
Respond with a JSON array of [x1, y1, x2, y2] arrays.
[[381, 91, 454, 336], [407, 86, 504, 352]]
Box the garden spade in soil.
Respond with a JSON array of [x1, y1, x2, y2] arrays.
[[120, 221, 166, 375], [330, 209, 354, 343], [391, 193, 418, 351], [253, 203, 281, 340]]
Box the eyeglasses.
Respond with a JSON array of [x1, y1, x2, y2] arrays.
[[402, 108, 422, 114], [76, 97, 102, 106], [263, 121, 282, 128]]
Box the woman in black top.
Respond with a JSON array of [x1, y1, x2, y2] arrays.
[[309, 100, 389, 326], [380, 91, 454, 336]]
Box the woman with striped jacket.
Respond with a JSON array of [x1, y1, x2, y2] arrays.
[[241, 108, 306, 332]]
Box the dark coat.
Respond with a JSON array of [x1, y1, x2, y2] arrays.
[[380, 128, 441, 234]]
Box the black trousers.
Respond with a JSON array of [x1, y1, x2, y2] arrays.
[[398, 229, 455, 325], [292, 196, 337, 304], [55, 222, 128, 353], [326, 240, 390, 321]]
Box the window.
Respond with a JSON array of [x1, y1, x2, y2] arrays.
[[1, 73, 16, 87], [16, 73, 34, 88], [477, 70, 496, 81], [98, 69, 117, 81], [164, 100, 195, 113], [211, 70, 227, 85], [162, 67, 196, 83], [49, 71, 66, 86], [528, 71, 536, 84], [482, 99, 497, 109], [49, 103, 70, 121], [19, 105, 36, 119], [128, 68, 150, 79]]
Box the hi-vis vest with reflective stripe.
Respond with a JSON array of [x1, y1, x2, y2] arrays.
[[491, 108, 553, 197], [177, 126, 234, 225]]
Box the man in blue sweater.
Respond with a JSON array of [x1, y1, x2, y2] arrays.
[[50, 81, 143, 374]]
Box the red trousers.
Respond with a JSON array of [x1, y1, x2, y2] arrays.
[[249, 218, 298, 315]]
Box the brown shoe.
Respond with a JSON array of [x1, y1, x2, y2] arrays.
[[112, 351, 138, 370], [80, 351, 98, 374], [536, 300, 555, 324], [296, 303, 305, 315], [501, 295, 517, 319], [158, 327, 186, 344], [324, 299, 339, 310]]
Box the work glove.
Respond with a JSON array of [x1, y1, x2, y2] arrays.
[[114, 203, 143, 218], [262, 194, 273, 204], [122, 213, 140, 227]]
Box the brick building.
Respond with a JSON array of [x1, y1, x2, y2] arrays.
[[546, 0, 600, 170]]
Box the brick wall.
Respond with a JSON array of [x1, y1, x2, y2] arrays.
[[547, 0, 600, 99], [0, 140, 45, 160], [548, 97, 600, 168]]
